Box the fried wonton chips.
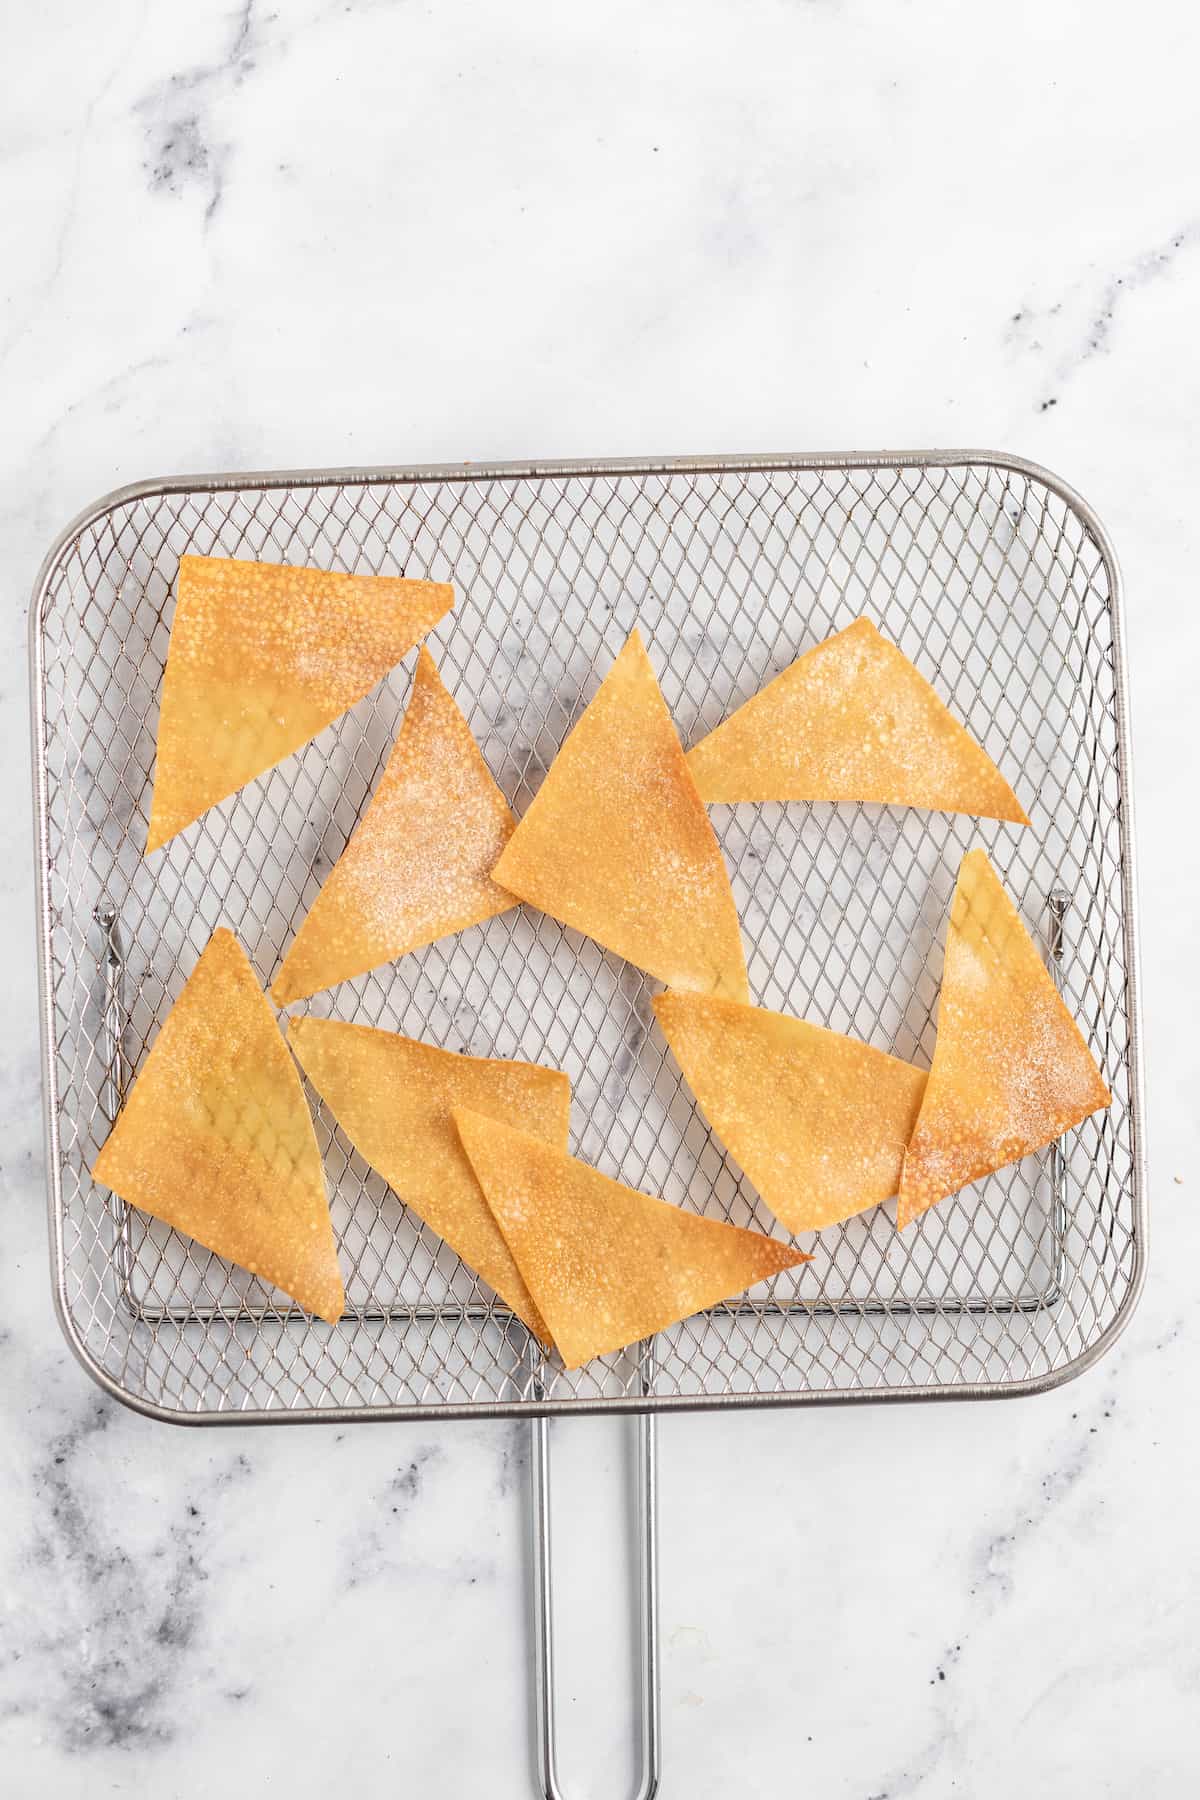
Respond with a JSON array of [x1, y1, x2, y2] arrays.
[[287, 1018, 567, 1343], [147, 555, 453, 852], [898, 850, 1111, 1226], [92, 929, 343, 1322], [686, 618, 1028, 823], [654, 992, 927, 1233], [453, 1110, 808, 1367], [492, 630, 749, 1002], [272, 650, 517, 1004]]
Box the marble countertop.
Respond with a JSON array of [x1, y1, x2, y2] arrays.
[[3, 3, 1196, 1795]]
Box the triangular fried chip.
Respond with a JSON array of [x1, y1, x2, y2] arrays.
[[147, 555, 453, 851], [92, 929, 343, 1322], [288, 1018, 567, 1343], [898, 850, 1111, 1225], [492, 630, 749, 1001], [686, 618, 1028, 822], [453, 1109, 808, 1367], [272, 650, 517, 1004], [654, 992, 927, 1233]]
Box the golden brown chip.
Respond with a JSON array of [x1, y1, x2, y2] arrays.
[[453, 1109, 809, 1368], [92, 929, 343, 1322], [288, 1018, 567, 1344], [492, 629, 749, 1002], [272, 650, 517, 1004], [654, 991, 927, 1233], [686, 618, 1028, 822], [147, 555, 453, 852], [898, 850, 1111, 1225]]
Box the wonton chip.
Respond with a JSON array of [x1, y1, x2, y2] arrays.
[[654, 992, 927, 1233], [493, 630, 749, 1001], [272, 650, 517, 1004], [686, 618, 1028, 823], [288, 1018, 568, 1343], [453, 1109, 809, 1368], [147, 555, 453, 851], [898, 850, 1111, 1226], [92, 929, 343, 1322]]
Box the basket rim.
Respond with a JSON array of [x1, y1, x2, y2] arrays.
[[28, 449, 1148, 1425]]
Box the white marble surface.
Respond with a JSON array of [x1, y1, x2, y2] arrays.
[[2, 2, 1197, 1794]]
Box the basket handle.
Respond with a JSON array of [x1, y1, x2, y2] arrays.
[[529, 1406, 661, 1800]]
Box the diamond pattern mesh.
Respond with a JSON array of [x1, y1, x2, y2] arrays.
[[31, 457, 1143, 1418]]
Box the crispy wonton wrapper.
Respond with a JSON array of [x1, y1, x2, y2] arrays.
[[686, 618, 1028, 823], [288, 1018, 568, 1344], [147, 555, 453, 852], [272, 649, 517, 1004], [898, 850, 1111, 1226], [654, 992, 927, 1233], [453, 1109, 809, 1368], [493, 629, 749, 1001], [92, 929, 344, 1322]]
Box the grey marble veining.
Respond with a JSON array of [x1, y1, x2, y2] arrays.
[[3, 1, 1197, 1794]]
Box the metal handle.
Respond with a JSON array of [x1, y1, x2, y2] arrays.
[[530, 1403, 661, 1800]]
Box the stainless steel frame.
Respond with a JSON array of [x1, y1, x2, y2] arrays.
[[29, 452, 1145, 1799]]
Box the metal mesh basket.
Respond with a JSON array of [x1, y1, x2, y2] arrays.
[[30, 453, 1146, 1423]]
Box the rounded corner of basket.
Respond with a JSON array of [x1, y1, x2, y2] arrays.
[[973, 449, 1124, 587], [48, 1282, 193, 1428], [1014, 1246, 1148, 1401], [30, 480, 154, 630]]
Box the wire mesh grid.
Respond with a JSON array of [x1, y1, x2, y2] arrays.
[[30, 454, 1144, 1421]]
